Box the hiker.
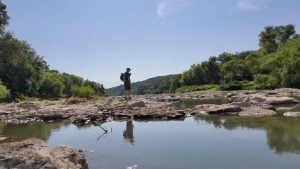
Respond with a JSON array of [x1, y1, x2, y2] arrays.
[[121, 68, 132, 100]]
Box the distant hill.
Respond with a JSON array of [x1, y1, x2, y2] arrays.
[[106, 75, 177, 96]]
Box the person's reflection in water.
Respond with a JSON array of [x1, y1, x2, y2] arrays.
[[123, 120, 134, 145]]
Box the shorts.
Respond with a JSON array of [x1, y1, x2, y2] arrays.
[[124, 81, 131, 90]]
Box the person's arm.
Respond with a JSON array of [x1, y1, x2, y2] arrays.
[[129, 74, 131, 83]]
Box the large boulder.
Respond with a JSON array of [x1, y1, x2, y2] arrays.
[[0, 138, 88, 169]]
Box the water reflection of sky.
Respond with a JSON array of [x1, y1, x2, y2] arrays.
[[1, 117, 300, 169]]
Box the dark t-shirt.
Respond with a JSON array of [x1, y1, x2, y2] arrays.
[[124, 72, 131, 83]]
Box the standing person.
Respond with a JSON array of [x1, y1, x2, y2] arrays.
[[123, 68, 132, 100]]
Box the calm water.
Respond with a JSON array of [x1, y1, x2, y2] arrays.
[[276, 104, 300, 114], [171, 98, 230, 110], [1, 116, 300, 169]]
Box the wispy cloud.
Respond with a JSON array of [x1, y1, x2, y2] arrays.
[[156, 0, 269, 21], [236, 0, 269, 11], [157, 0, 187, 19]]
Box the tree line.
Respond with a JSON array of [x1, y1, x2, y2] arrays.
[[0, 1, 105, 101], [137, 24, 300, 94]]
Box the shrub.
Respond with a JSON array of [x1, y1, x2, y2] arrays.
[[280, 58, 300, 88], [0, 81, 10, 100], [220, 81, 244, 91], [74, 86, 95, 98], [254, 74, 278, 89], [242, 81, 257, 90]]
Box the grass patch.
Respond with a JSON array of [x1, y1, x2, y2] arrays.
[[175, 85, 220, 93]]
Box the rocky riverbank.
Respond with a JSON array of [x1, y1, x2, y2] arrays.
[[0, 88, 300, 125], [0, 138, 88, 169]]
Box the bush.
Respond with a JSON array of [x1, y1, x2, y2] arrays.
[[175, 84, 220, 93], [39, 72, 65, 98], [254, 74, 278, 89], [74, 86, 95, 98], [0, 81, 10, 100], [242, 81, 257, 90], [280, 58, 300, 88], [220, 81, 244, 91]]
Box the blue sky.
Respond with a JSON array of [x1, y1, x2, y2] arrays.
[[3, 0, 300, 88]]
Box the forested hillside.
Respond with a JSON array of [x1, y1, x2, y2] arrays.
[[106, 75, 177, 95], [0, 1, 105, 101], [136, 24, 300, 94]]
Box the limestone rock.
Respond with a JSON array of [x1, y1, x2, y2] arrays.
[[239, 106, 276, 117], [264, 97, 299, 105], [0, 138, 88, 169]]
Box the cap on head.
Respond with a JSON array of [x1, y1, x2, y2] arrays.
[[126, 67, 131, 71]]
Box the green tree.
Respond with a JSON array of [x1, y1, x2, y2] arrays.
[[201, 57, 221, 84], [221, 58, 252, 83], [254, 74, 278, 89], [261, 37, 300, 88], [0, 33, 48, 97], [0, 0, 9, 34], [39, 71, 65, 98], [181, 64, 203, 85], [217, 52, 236, 65], [84, 80, 105, 96], [277, 38, 300, 88], [0, 0, 106, 99], [244, 52, 264, 75], [61, 73, 84, 97], [259, 24, 297, 54]]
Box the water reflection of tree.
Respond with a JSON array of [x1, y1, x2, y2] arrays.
[[123, 120, 134, 145], [195, 116, 300, 154], [0, 122, 66, 142]]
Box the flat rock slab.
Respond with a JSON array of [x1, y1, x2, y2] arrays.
[[284, 112, 300, 117], [133, 111, 185, 120], [128, 101, 146, 108], [264, 97, 299, 105], [239, 106, 277, 117], [194, 104, 242, 115], [0, 138, 88, 169]]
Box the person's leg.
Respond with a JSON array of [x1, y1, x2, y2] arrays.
[[128, 90, 132, 99], [123, 85, 127, 99], [124, 90, 129, 100]]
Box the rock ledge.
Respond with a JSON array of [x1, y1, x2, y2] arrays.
[[0, 138, 88, 169]]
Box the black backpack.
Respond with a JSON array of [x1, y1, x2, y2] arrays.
[[120, 73, 124, 81]]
